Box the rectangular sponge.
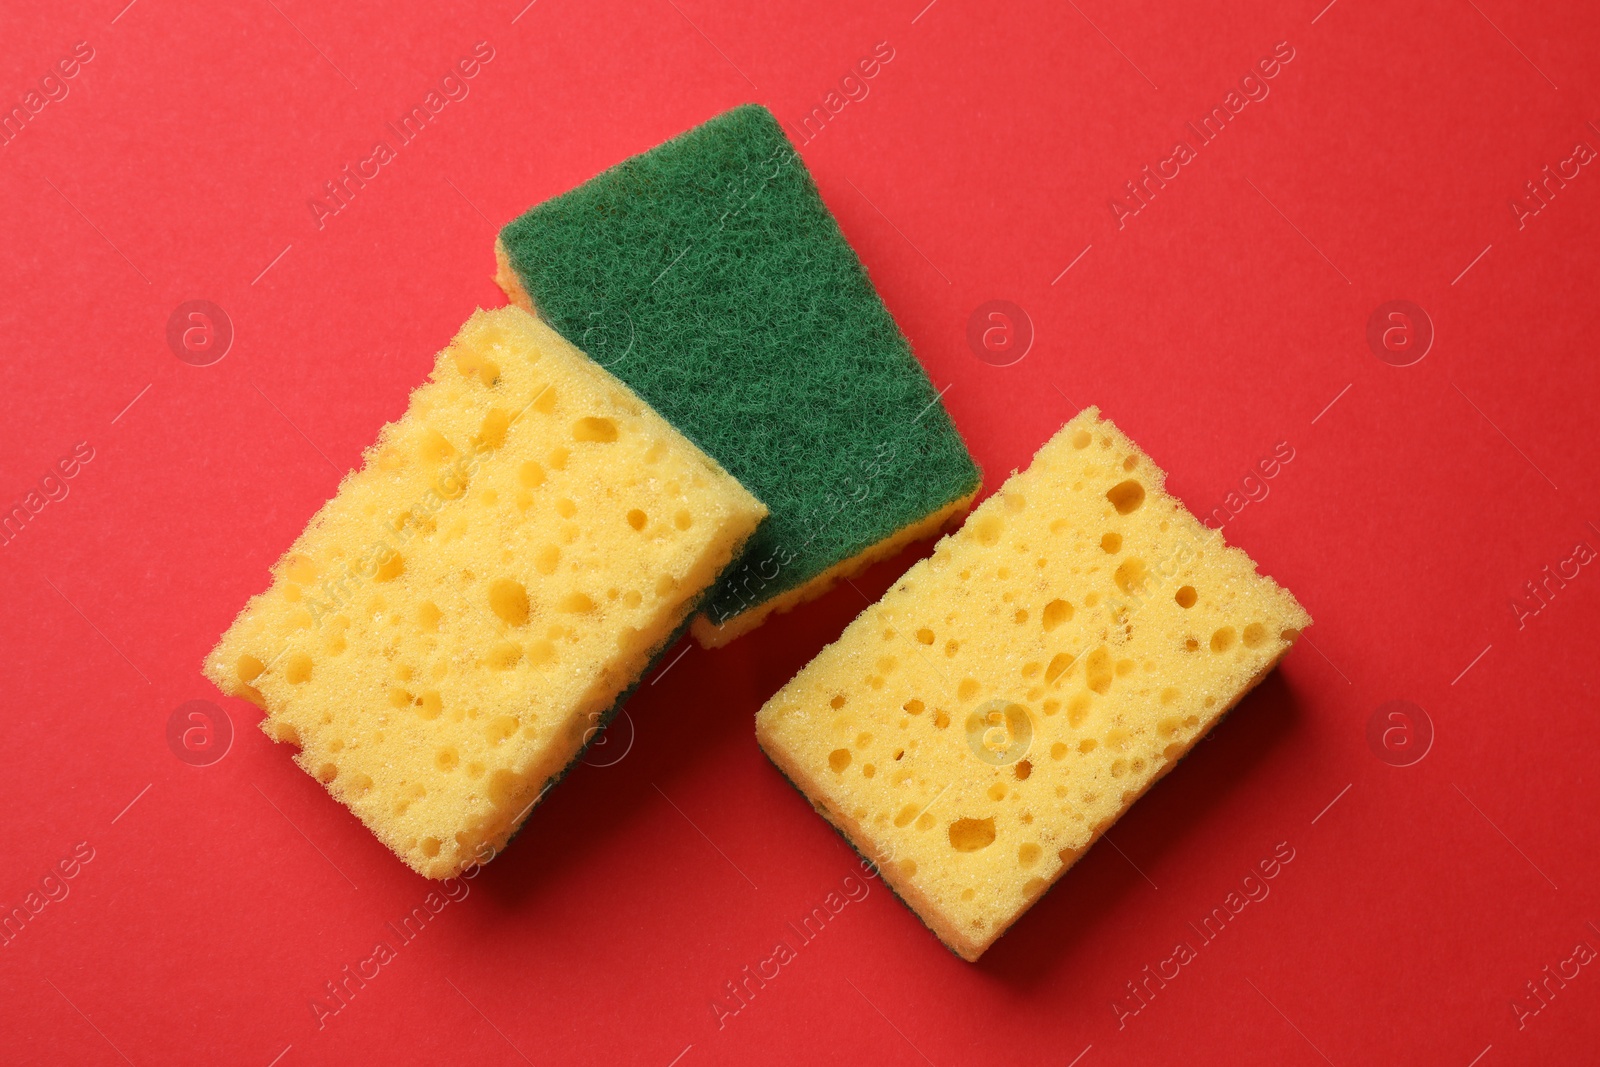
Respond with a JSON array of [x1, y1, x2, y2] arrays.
[[495, 104, 981, 647], [756, 408, 1310, 960], [205, 306, 766, 878]]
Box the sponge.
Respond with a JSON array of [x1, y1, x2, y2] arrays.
[[756, 408, 1310, 960], [495, 104, 981, 647], [205, 306, 766, 878]]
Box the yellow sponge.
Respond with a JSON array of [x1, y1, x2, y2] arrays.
[[756, 408, 1309, 960], [205, 306, 766, 878]]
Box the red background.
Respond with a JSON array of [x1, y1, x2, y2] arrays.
[[2, 0, 1597, 1063]]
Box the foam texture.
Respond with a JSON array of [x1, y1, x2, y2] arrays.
[[757, 408, 1310, 960], [495, 104, 981, 646], [205, 306, 766, 878]]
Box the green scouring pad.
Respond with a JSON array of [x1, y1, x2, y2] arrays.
[[495, 104, 981, 647]]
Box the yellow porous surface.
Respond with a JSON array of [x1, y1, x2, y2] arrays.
[[756, 408, 1309, 961], [205, 306, 766, 879]]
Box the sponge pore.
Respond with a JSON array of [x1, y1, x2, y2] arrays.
[[496, 104, 981, 646]]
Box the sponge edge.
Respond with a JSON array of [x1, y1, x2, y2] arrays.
[[756, 408, 1310, 960], [205, 306, 766, 878], [494, 103, 982, 647], [689, 489, 975, 648]]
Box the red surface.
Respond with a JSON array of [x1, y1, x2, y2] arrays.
[[3, 1, 1597, 1064]]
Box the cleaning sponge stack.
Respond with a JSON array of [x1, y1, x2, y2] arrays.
[[208, 104, 979, 880], [207, 101, 1310, 951]]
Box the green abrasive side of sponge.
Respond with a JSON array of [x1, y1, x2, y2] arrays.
[[497, 103, 981, 630]]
